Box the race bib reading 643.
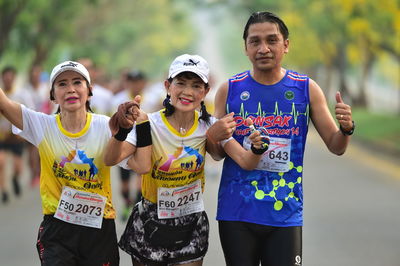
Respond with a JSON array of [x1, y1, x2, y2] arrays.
[[244, 136, 291, 172]]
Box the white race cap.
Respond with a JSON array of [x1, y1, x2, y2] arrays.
[[50, 61, 91, 86], [168, 54, 209, 83]]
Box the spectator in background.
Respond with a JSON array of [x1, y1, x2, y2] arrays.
[[78, 58, 114, 115], [0, 66, 24, 203]]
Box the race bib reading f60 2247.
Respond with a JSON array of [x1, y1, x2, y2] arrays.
[[157, 179, 204, 219]]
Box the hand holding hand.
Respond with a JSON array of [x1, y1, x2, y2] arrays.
[[109, 96, 141, 137], [247, 118, 270, 152], [207, 112, 237, 142]]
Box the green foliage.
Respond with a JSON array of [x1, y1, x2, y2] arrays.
[[67, 0, 194, 78], [0, 0, 194, 79], [352, 108, 400, 152]]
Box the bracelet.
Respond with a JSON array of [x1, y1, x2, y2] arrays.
[[114, 126, 132, 141], [340, 120, 355, 136], [251, 144, 268, 155], [136, 120, 152, 147]]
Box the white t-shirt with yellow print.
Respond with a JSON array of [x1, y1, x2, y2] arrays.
[[13, 105, 116, 219], [126, 110, 217, 204]]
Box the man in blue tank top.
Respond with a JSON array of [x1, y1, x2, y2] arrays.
[[207, 11, 355, 266]]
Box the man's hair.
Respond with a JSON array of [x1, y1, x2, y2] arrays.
[[2, 66, 17, 76], [243, 11, 289, 41]]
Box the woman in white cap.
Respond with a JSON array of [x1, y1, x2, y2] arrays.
[[0, 60, 150, 265], [104, 54, 270, 266]]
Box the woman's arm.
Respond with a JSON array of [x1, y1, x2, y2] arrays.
[[222, 119, 266, 170], [0, 88, 23, 129], [126, 115, 152, 174]]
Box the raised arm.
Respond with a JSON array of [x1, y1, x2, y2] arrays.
[[104, 96, 152, 174], [0, 88, 23, 129], [309, 79, 353, 155], [104, 100, 139, 165]]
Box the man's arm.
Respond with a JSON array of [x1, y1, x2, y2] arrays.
[[222, 118, 267, 170], [309, 79, 353, 155]]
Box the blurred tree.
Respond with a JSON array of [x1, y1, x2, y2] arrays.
[[70, 0, 194, 78], [232, 0, 399, 109], [0, 0, 29, 58], [1, 0, 194, 80], [1, 0, 95, 69]]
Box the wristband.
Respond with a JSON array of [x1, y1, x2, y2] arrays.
[[340, 120, 355, 136], [114, 126, 132, 141], [251, 143, 268, 155], [136, 120, 152, 147]]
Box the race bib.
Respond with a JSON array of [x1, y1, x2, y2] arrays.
[[54, 186, 106, 229], [157, 179, 204, 219], [244, 136, 291, 172]]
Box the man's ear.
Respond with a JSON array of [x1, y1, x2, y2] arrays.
[[284, 39, 289, 54]]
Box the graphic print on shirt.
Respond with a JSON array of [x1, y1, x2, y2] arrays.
[[52, 149, 99, 185], [228, 100, 308, 211], [152, 146, 204, 181]]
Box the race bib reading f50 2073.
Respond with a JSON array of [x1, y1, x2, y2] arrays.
[[54, 186, 106, 229]]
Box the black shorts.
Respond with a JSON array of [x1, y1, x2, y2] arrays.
[[219, 221, 302, 266], [36, 215, 119, 266], [119, 167, 131, 181], [0, 141, 24, 156]]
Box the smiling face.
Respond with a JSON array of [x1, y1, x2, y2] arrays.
[[245, 22, 289, 72], [165, 72, 209, 114], [52, 71, 91, 113]]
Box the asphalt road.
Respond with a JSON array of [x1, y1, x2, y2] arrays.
[[1, 130, 399, 266]]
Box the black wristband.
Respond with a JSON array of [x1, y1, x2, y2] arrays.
[[136, 121, 152, 147], [251, 143, 268, 155], [340, 120, 355, 136], [114, 126, 132, 141]]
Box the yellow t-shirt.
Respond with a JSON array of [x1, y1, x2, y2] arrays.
[[13, 106, 116, 219], [126, 110, 217, 203]]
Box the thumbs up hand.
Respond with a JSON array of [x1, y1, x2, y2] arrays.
[[335, 91, 353, 131]]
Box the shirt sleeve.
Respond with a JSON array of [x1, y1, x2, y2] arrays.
[[12, 105, 48, 146]]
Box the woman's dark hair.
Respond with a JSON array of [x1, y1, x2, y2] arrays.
[[163, 72, 211, 124], [243, 11, 289, 41], [50, 80, 93, 114]]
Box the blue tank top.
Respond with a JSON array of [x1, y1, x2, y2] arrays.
[[217, 70, 310, 227]]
